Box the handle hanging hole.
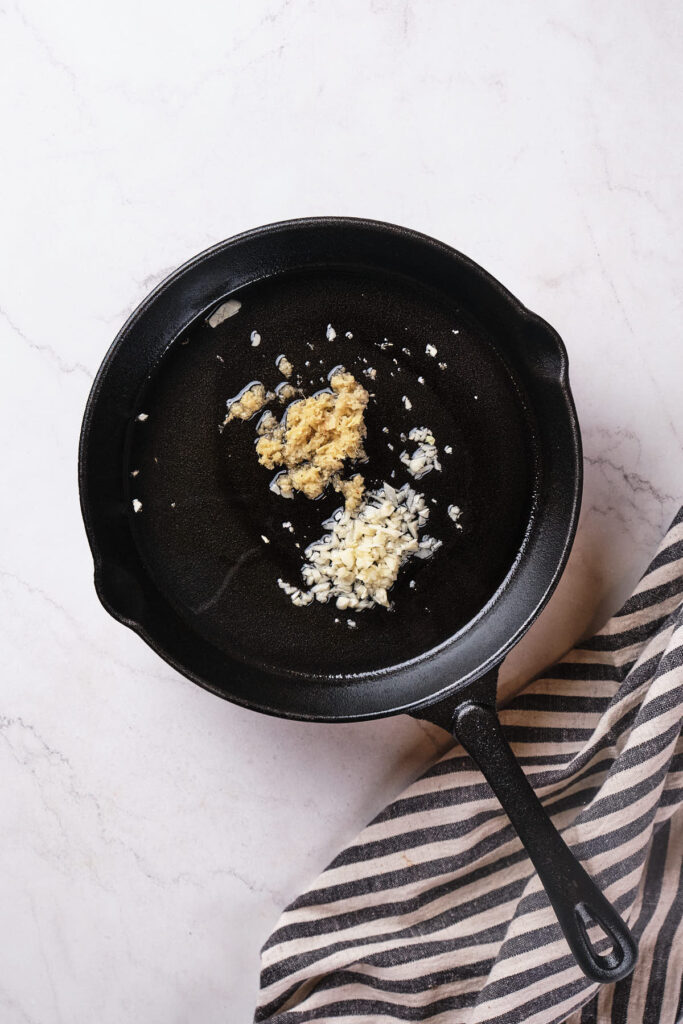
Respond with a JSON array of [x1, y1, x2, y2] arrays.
[[575, 902, 623, 970]]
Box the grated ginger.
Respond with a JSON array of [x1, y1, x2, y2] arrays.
[[333, 473, 365, 514], [277, 355, 294, 377], [276, 382, 298, 403], [223, 382, 273, 425], [257, 370, 369, 507]]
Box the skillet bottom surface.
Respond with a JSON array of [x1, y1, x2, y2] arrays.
[[127, 266, 537, 677]]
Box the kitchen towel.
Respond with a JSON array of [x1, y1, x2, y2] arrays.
[[255, 509, 683, 1024]]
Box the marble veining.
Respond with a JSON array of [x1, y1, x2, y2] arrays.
[[2, 1, 682, 1020]]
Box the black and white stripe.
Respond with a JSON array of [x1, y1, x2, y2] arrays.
[[256, 509, 683, 1024]]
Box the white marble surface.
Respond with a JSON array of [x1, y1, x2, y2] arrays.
[[2, 2, 683, 1020]]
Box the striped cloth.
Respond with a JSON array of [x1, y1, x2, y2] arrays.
[[255, 509, 683, 1024]]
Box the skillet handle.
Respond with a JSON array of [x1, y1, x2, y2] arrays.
[[452, 701, 638, 983]]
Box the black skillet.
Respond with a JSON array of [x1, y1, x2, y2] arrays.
[[79, 217, 637, 982]]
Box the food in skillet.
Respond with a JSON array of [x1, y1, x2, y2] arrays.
[[222, 382, 273, 424], [280, 481, 441, 610], [256, 369, 368, 509], [222, 340, 458, 613]]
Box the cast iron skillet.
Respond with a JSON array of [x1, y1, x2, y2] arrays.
[[79, 217, 637, 982]]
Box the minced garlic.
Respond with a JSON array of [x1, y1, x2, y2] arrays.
[[448, 504, 463, 528], [207, 299, 241, 327], [400, 426, 442, 479], [280, 482, 441, 611]]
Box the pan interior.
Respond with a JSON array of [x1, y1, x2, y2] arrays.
[[127, 266, 537, 677]]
